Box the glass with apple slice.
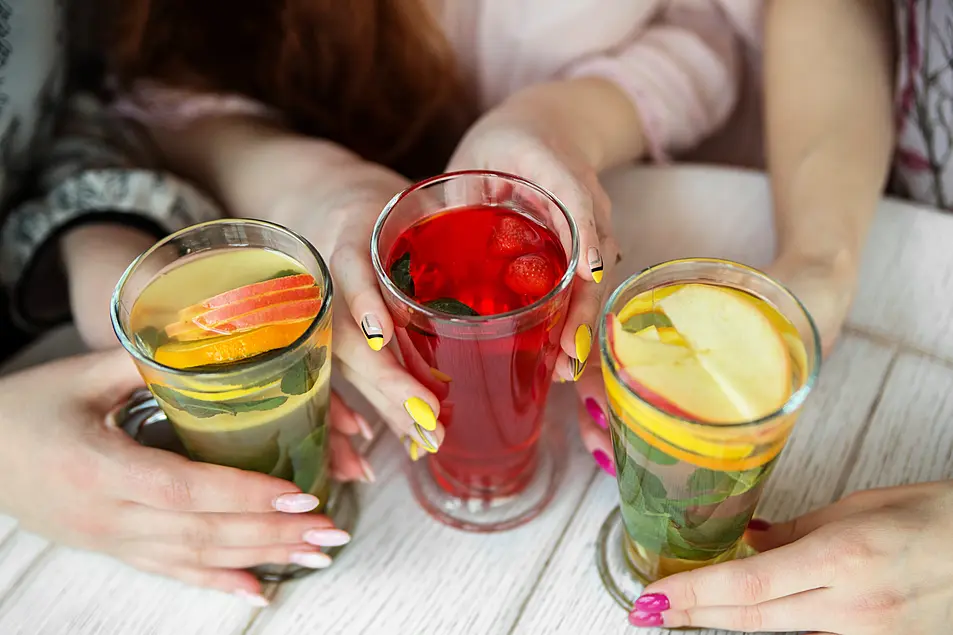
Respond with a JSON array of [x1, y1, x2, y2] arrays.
[[594, 258, 820, 608], [111, 219, 356, 582]]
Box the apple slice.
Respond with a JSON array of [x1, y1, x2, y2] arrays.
[[635, 325, 661, 341], [192, 286, 320, 329], [179, 273, 315, 318], [622, 357, 749, 422], [657, 284, 791, 421], [608, 313, 692, 367]]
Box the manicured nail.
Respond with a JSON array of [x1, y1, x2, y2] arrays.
[[635, 593, 671, 612], [575, 324, 592, 364], [413, 423, 440, 453], [361, 315, 385, 351], [747, 518, 772, 531], [290, 551, 333, 569], [401, 436, 422, 461], [429, 367, 452, 383], [593, 449, 616, 476], [273, 493, 319, 513], [354, 413, 374, 441], [303, 529, 351, 547], [588, 247, 604, 284], [360, 456, 377, 483], [570, 356, 587, 381], [628, 610, 663, 627], [585, 398, 607, 430], [234, 590, 269, 607], [404, 397, 437, 431]]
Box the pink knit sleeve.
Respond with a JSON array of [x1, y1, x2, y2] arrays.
[[111, 79, 281, 129], [563, 1, 744, 162]]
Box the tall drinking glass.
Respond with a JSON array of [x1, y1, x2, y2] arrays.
[[111, 219, 357, 581], [371, 171, 579, 532], [595, 258, 820, 607]]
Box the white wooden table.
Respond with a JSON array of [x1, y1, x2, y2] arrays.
[[1, 165, 952, 635]]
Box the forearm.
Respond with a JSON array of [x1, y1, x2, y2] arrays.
[[765, 0, 895, 273], [498, 78, 646, 172]]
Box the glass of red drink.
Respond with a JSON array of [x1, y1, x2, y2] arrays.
[[371, 170, 579, 532]]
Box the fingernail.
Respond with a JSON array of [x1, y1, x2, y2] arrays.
[[575, 324, 592, 364], [593, 449, 616, 477], [404, 397, 437, 431], [303, 529, 351, 547], [413, 423, 440, 453], [570, 356, 587, 381], [354, 413, 375, 441], [747, 518, 772, 531], [360, 456, 377, 483], [290, 551, 333, 569], [361, 315, 385, 351], [273, 493, 320, 513], [588, 247, 604, 284], [401, 436, 423, 461], [584, 398, 607, 430], [429, 367, 452, 383], [234, 589, 269, 607], [628, 610, 663, 627], [635, 593, 671, 612]]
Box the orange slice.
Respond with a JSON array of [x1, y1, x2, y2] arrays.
[[155, 319, 312, 369]]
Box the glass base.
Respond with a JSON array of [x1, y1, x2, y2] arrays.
[[596, 507, 756, 614], [112, 389, 360, 582], [407, 427, 565, 533], [251, 480, 359, 582]]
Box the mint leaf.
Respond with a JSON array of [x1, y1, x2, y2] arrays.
[[290, 421, 328, 494], [616, 417, 678, 465], [390, 252, 415, 297], [621, 312, 672, 333], [424, 298, 479, 317], [271, 269, 300, 279], [135, 327, 167, 356], [229, 396, 288, 413], [150, 384, 287, 418]]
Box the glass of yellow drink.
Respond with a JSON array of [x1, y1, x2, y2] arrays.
[[111, 219, 356, 581], [595, 258, 820, 608]]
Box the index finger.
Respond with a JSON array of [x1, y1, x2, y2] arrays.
[[638, 538, 831, 611], [119, 440, 318, 514]]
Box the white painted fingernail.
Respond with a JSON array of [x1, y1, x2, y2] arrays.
[[360, 457, 376, 483], [303, 529, 351, 547], [234, 590, 269, 607], [290, 551, 333, 569], [273, 493, 319, 513], [354, 414, 375, 441]]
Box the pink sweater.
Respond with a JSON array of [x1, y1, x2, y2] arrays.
[[116, 0, 763, 164]]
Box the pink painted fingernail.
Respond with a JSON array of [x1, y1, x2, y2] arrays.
[[234, 590, 269, 607], [628, 610, 663, 627], [273, 493, 319, 513], [354, 414, 375, 441], [303, 529, 351, 547], [585, 398, 608, 430], [290, 551, 333, 569], [360, 457, 377, 483], [593, 449, 616, 477], [635, 593, 670, 612], [747, 518, 772, 531]]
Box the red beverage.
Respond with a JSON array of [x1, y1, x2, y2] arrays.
[[386, 206, 569, 497]]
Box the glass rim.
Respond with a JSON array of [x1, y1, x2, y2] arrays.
[[598, 257, 822, 429], [370, 169, 580, 325], [110, 218, 333, 380]]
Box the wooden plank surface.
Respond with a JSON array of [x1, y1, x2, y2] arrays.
[[511, 334, 896, 635], [248, 385, 597, 635]]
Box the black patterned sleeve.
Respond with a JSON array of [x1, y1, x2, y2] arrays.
[[0, 91, 225, 331]]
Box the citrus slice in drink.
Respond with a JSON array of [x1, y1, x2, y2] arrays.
[[155, 318, 313, 369]]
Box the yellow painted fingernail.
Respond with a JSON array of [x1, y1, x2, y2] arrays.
[[587, 247, 604, 284], [429, 367, 452, 383], [402, 436, 422, 461], [575, 324, 592, 364], [361, 315, 385, 351], [414, 423, 439, 453], [571, 357, 587, 381], [404, 397, 437, 431]]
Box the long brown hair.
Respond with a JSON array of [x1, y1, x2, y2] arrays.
[[106, 0, 474, 178]]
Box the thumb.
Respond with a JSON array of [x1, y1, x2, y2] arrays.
[[746, 486, 918, 551]]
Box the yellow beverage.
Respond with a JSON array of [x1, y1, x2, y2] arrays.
[[598, 260, 819, 584]]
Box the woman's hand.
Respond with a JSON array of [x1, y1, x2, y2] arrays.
[[629, 482, 953, 633], [0, 349, 352, 604]]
